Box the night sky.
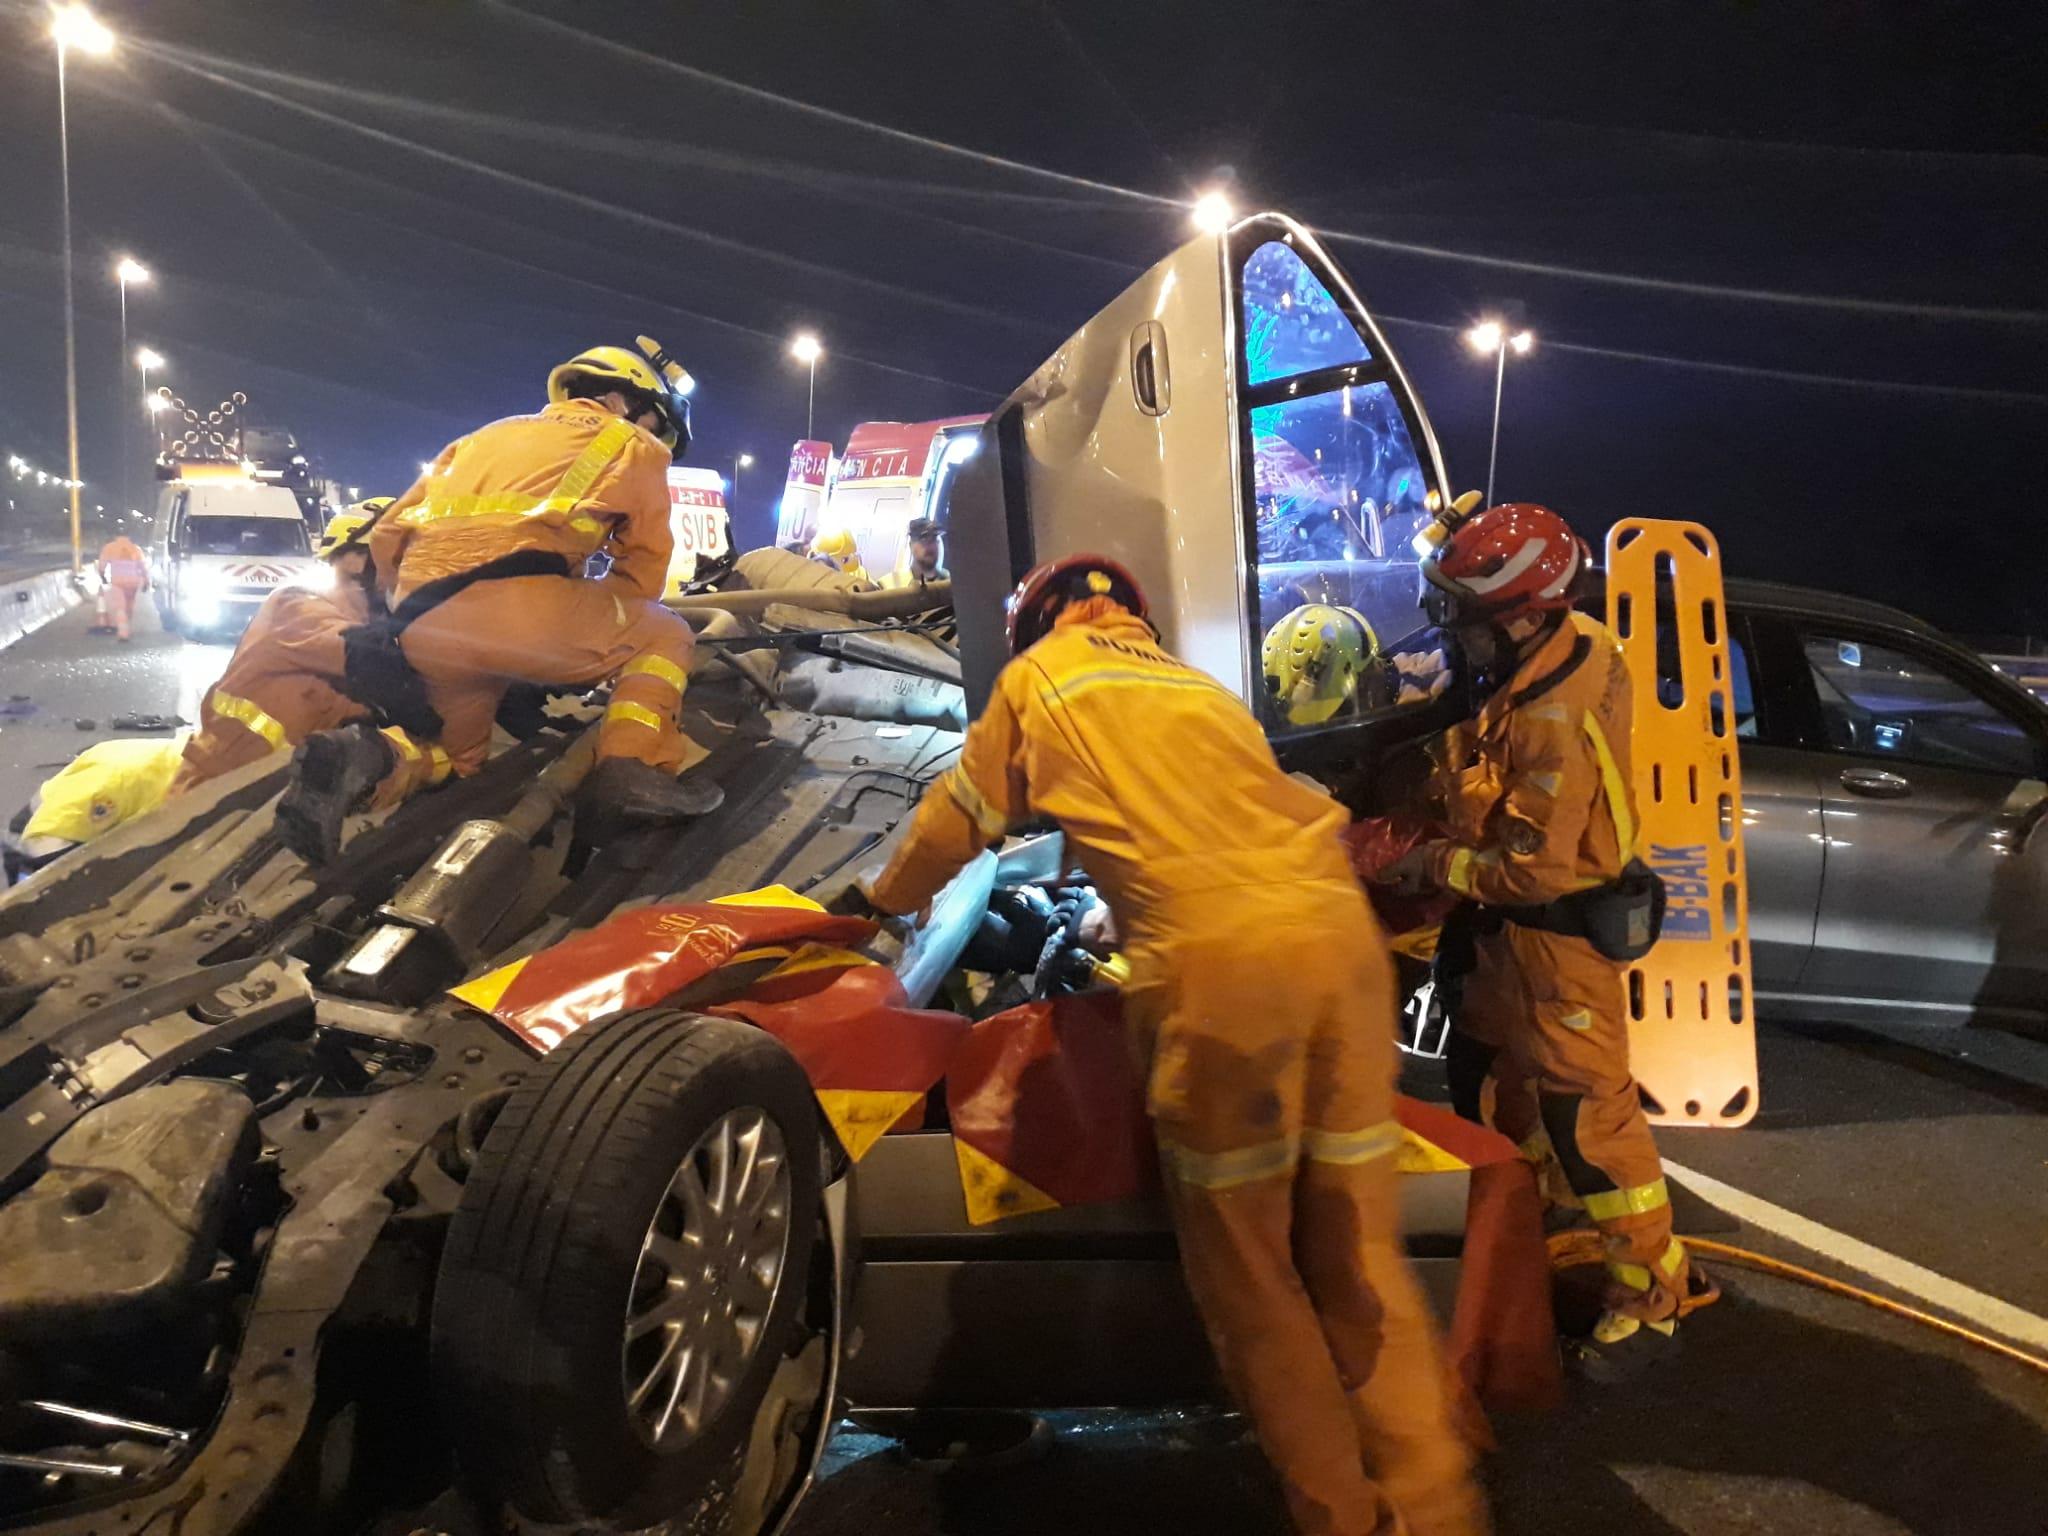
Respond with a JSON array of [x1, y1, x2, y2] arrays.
[[1, 0, 2041, 637]]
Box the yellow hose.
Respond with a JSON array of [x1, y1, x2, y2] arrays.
[[1548, 1229, 2048, 1375], [1680, 1237, 2048, 1377]]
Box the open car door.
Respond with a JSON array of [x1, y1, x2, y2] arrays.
[[946, 212, 1455, 755]]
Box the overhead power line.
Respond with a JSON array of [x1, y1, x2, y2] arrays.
[[491, 2, 2040, 326], [142, 45, 1055, 336]]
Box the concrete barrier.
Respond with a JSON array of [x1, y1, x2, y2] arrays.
[[0, 566, 87, 654]]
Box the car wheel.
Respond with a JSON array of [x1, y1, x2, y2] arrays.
[[432, 1008, 823, 1528]]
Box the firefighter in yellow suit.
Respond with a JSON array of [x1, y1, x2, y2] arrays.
[[1385, 501, 1701, 1379], [859, 556, 1485, 1536], [277, 339, 717, 862]]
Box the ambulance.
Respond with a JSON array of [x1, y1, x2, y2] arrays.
[[661, 464, 733, 595], [775, 415, 987, 581]]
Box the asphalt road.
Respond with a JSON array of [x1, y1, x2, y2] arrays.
[[3, 597, 2044, 1534], [0, 581, 229, 820], [794, 1020, 2048, 1536]]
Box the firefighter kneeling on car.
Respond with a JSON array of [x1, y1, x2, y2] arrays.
[[276, 338, 721, 862], [1377, 501, 1712, 1380], [854, 556, 1485, 1536]]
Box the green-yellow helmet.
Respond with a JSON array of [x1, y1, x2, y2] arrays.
[[1262, 603, 1379, 726]]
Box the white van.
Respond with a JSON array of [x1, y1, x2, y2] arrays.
[[151, 469, 318, 637]]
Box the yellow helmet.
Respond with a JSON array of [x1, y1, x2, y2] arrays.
[[809, 527, 860, 567], [316, 498, 389, 560], [1410, 488, 1486, 558], [1262, 603, 1380, 726], [546, 336, 695, 455]]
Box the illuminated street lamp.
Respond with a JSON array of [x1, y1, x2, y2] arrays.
[[50, 4, 117, 574], [732, 451, 754, 508], [136, 348, 164, 460], [115, 259, 151, 510], [789, 333, 823, 438], [1464, 319, 1535, 508], [1190, 189, 1234, 235]]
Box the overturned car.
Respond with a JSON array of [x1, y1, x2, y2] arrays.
[[0, 215, 1526, 1535]]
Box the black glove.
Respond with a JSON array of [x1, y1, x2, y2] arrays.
[[824, 883, 884, 921]]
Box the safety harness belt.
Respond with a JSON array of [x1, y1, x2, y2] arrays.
[[337, 420, 637, 737], [340, 551, 572, 738]]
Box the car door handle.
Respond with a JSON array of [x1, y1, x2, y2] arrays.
[[1839, 767, 1911, 798], [1998, 778, 2048, 847]]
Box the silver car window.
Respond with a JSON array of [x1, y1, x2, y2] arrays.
[[1799, 634, 2043, 777]]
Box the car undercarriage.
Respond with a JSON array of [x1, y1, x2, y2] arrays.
[[0, 553, 989, 1534]]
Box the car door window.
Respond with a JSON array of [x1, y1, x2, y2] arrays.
[[1799, 633, 2045, 777], [1238, 238, 1446, 735], [1729, 630, 1758, 738]]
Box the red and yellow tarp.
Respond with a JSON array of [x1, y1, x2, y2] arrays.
[[707, 957, 964, 1161], [946, 991, 1156, 1223], [451, 886, 964, 1162]]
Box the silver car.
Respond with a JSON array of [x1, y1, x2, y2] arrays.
[[1714, 580, 2048, 1032]]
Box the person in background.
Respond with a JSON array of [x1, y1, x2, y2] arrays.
[[880, 516, 948, 589], [854, 554, 1486, 1536], [95, 532, 150, 642], [807, 527, 872, 586]]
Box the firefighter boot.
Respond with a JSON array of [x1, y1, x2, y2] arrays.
[[575, 757, 725, 845], [1565, 1260, 1688, 1385], [278, 724, 398, 865]]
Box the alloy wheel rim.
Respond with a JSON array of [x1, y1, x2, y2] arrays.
[[622, 1106, 792, 1448]]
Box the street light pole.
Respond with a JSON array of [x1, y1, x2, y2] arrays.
[[50, 6, 115, 574], [1486, 341, 1506, 511], [115, 258, 148, 516], [136, 348, 163, 476], [56, 43, 82, 573], [789, 333, 824, 440], [732, 451, 753, 510], [1464, 320, 1535, 508]]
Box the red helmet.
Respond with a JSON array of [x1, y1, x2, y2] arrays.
[[1007, 554, 1149, 655], [1421, 503, 1588, 627]]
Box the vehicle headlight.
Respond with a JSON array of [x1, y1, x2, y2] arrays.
[[185, 567, 227, 601], [292, 562, 337, 593]]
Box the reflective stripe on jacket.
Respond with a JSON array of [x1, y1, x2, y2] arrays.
[[370, 399, 673, 603], [1427, 609, 1638, 907], [97, 537, 148, 586]]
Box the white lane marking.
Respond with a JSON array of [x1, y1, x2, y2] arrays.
[[1663, 1158, 2048, 1353]]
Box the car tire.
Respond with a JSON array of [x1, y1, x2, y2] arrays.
[[432, 1008, 822, 1527]]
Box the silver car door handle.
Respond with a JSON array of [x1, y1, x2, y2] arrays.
[[1839, 767, 1911, 798]]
